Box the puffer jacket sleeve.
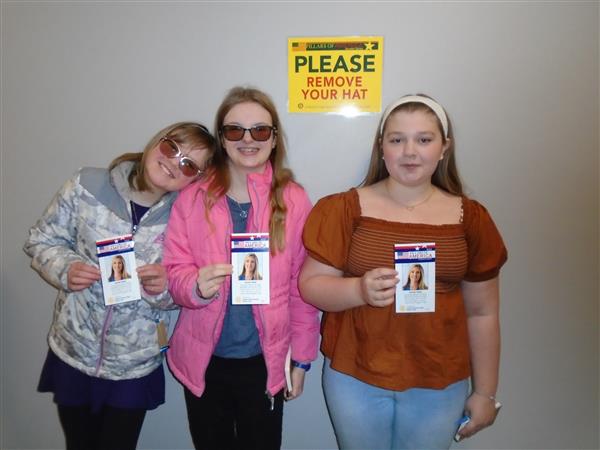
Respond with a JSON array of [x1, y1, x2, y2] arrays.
[[139, 194, 181, 311], [141, 287, 178, 311], [23, 171, 87, 291], [163, 186, 213, 309], [287, 186, 320, 363]]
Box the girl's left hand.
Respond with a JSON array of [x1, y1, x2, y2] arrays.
[[284, 366, 306, 401], [457, 393, 500, 440], [137, 264, 167, 295]]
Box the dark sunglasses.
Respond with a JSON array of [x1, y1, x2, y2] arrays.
[[158, 138, 204, 177], [220, 125, 276, 142]]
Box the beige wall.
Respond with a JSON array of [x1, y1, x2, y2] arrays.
[[2, 2, 598, 449]]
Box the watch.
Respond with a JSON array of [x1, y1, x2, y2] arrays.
[[291, 360, 311, 371]]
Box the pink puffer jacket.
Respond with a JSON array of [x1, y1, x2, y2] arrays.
[[163, 163, 320, 397]]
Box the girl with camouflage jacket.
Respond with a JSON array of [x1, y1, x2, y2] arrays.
[[24, 122, 215, 450]]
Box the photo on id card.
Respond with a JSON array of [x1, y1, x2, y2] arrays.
[[231, 233, 270, 305]]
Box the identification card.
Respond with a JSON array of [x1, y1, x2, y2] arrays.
[[231, 233, 270, 305], [394, 242, 436, 313], [156, 319, 169, 353], [97, 234, 141, 305]]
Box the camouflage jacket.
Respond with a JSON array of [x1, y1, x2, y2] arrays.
[[24, 162, 178, 380]]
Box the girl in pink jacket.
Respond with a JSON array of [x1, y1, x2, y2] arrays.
[[163, 86, 320, 450]]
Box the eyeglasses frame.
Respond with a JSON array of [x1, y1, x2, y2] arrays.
[[158, 137, 205, 177], [220, 125, 277, 142]]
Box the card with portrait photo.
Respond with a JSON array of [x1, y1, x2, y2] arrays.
[[96, 234, 141, 305], [394, 242, 436, 313], [231, 233, 270, 305]]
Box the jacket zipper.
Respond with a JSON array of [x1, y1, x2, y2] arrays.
[[95, 305, 114, 376], [248, 180, 272, 396], [94, 196, 166, 376], [211, 199, 231, 346], [248, 180, 268, 342], [249, 180, 260, 232], [130, 199, 158, 235], [95, 201, 146, 377]]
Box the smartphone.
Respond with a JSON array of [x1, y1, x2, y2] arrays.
[[454, 401, 502, 442], [454, 415, 471, 442]]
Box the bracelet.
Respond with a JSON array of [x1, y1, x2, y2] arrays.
[[473, 391, 497, 401], [473, 391, 502, 411], [291, 360, 311, 372]]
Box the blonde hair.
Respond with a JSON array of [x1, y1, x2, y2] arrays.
[[361, 94, 463, 195], [109, 122, 216, 192], [207, 86, 294, 255]]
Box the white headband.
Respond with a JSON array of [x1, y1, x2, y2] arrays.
[[379, 95, 449, 139]]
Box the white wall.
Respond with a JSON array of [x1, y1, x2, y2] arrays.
[[2, 2, 598, 449]]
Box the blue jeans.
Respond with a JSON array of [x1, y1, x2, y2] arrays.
[[322, 358, 468, 450]]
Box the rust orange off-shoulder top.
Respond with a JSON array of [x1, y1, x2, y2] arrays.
[[303, 188, 507, 391]]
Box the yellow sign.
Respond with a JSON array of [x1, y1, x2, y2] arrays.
[[288, 36, 383, 114]]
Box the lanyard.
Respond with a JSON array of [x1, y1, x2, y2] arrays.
[[130, 201, 150, 235]]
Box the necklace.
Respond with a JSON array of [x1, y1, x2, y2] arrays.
[[387, 185, 436, 211], [227, 195, 250, 219]]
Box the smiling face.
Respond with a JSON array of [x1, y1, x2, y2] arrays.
[[244, 255, 257, 275], [409, 266, 422, 283], [221, 101, 275, 176], [381, 109, 449, 188], [143, 143, 210, 196], [112, 257, 124, 274], [111, 256, 126, 280]]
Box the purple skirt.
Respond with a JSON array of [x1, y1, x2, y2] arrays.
[[38, 349, 165, 412]]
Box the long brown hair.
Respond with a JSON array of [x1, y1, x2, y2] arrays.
[[109, 122, 216, 192], [207, 86, 294, 255], [361, 95, 463, 195]]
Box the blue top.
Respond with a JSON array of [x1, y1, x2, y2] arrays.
[[130, 201, 150, 235], [213, 196, 262, 358], [36, 201, 164, 412]]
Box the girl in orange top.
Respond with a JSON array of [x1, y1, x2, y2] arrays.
[[300, 94, 507, 449]]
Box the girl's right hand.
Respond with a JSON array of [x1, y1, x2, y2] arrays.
[[359, 267, 398, 307], [196, 264, 233, 299], [68, 261, 101, 291]]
